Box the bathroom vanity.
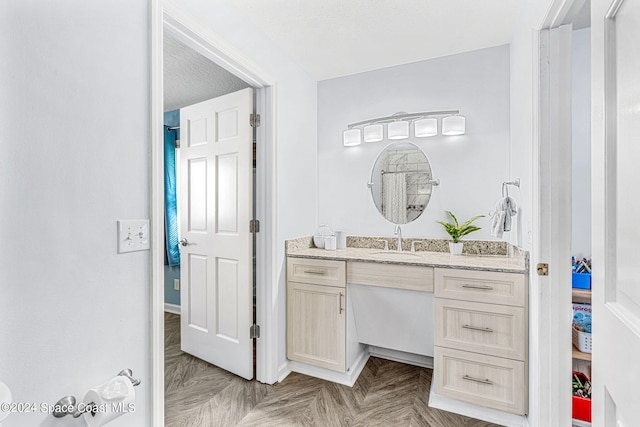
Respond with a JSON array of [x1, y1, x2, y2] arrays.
[[285, 237, 529, 418]]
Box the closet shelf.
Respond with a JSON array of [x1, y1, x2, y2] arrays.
[[572, 344, 592, 361], [572, 289, 592, 304]]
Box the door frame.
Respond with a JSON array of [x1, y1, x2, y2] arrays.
[[531, 0, 586, 425], [151, 1, 279, 424]]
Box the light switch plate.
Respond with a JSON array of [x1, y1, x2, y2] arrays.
[[117, 220, 150, 253]]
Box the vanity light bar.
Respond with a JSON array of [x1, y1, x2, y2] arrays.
[[343, 110, 465, 146]]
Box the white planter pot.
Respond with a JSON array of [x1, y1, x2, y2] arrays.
[[449, 242, 464, 255]]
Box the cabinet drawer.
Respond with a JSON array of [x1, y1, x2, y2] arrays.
[[434, 268, 526, 306], [434, 347, 527, 415], [435, 298, 526, 360], [287, 258, 346, 287], [347, 261, 434, 292]]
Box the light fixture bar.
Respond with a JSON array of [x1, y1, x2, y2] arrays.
[[346, 110, 460, 129]]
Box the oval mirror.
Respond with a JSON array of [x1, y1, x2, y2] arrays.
[[370, 142, 434, 224]]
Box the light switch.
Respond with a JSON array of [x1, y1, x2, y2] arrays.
[[117, 220, 150, 253]]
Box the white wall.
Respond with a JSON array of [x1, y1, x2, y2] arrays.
[[0, 1, 150, 426], [509, 1, 555, 252], [318, 45, 511, 241], [571, 27, 591, 258], [168, 0, 318, 374]]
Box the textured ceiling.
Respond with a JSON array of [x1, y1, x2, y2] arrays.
[[163, 32, 250, 112], [217, 0, 522, 80]]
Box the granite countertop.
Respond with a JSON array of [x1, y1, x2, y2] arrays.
[[286, 236, 528, 274]]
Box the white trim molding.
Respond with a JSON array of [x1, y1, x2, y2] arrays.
[[288, 352, 370, 388], [164, 303, 181, 315], [530, 0, 585, 425], [429, 385, 528, 427], [162, 1, 275, 87], [150, 1, 165, 426]]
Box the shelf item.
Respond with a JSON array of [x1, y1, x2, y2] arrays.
[[573, 326, 592, 354], [572, 272, 592, 289], [572, 304, 592, 355], [572, 371, 592, 423]]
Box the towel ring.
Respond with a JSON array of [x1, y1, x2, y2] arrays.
[[501, 178, 520, 198]]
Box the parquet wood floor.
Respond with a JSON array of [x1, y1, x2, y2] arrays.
[[165, 313, 503, 427]]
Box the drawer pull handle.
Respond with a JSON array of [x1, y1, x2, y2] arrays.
[[462, 375, 494, 385], [339, 292, 344, 314], [461, 284, 494, 290], [304, 269, 327, 275], [462, 324, 494, 333]]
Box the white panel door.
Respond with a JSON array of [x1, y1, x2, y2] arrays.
[[179, 88, 254, 380], [592, 0, 640, 425]]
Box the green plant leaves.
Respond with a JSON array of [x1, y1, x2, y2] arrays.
[[437, 211, 484, 243]]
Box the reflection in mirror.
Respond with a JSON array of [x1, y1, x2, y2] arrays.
[[370, 142, 434, 224]]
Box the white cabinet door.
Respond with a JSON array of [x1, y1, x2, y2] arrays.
[[179, 88, 254, 380], [287, 282, 346, 372], [592, 0, 640, 424]]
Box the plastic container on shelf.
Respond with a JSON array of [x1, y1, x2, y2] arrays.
[[572, 272, 591, 289], [572, 325, 592, 353], [572, 371, 592, 422]]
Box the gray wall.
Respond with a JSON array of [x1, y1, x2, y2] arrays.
[[0, 1, 151, 425], [0, 4, 320, 417], [318, 45, 512, 241]]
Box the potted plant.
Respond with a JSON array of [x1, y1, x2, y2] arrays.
[[437, 211, 484, 255]]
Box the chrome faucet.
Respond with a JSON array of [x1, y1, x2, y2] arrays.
[[394, 225, 402, 252]]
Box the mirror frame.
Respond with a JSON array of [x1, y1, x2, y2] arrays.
[[369, 141, 435, 225]]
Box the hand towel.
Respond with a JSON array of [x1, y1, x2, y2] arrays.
[[490, 196, 517, 238]]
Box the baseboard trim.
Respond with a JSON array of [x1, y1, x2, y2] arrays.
[[288, 351, 370, 387], [164, 303, 181, 315], [428, 383, 528, 427], [368, 346, 434, 368], [277, 362, 291, 383]]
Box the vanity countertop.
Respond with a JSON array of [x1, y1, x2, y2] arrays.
[[287, 247, 527, 274]]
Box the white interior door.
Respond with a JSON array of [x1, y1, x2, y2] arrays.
[[592, 0, 640, 425], [179, 88, 254, 380]]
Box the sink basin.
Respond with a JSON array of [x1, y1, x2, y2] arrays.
[[371, 251, 419, 259]]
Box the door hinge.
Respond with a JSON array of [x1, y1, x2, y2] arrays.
[[250, 219, 260, 233], [537, 263, 549, 276], [174, 139, 180, 149], [250, 113, 261, 128], [250, 324, 260, 339]]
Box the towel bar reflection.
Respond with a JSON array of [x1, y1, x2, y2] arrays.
[[367, 176, 440, 188]]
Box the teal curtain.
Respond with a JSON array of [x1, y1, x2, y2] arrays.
[[164, 125, 180, 266]]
